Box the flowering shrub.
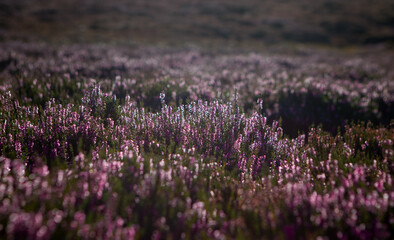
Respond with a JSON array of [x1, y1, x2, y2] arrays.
[[0, 43, 393, 239], [1, 42, 393, 136]]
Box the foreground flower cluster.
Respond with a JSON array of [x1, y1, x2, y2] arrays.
[[0, 84, 393, 239]]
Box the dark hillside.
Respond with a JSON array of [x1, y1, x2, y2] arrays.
[[1, 0, 393, 46]]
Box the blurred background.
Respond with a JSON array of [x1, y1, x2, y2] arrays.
[[1, 0, 393, 47]]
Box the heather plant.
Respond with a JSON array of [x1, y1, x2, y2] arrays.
[[0, 43, 393, 239], [1, 43, 393, 137]]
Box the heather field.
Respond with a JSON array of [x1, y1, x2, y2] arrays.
[[0, 42, 393, 240], [1, 0, 394, 240]]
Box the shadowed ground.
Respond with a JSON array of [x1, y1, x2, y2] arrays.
[[0, 0, 393, 47]]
